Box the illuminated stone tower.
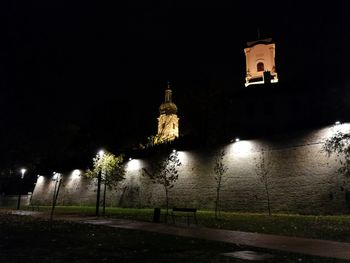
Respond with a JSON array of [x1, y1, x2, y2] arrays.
[[155, 84, 179, 144], [244, 38, 278, 87]]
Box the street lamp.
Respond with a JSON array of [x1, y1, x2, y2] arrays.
[[17, 168, 26, 210], [96, 150, 104, 216], [50, 172, 62, 224], [21, 169, 26, 179]]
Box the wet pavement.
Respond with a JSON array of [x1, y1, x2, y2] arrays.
[[6, 210, 350, 261]]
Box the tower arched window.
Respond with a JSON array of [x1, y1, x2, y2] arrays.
[[257, 62, 265, 72]]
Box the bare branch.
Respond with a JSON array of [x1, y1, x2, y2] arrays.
[[323, 131, 350, 176]]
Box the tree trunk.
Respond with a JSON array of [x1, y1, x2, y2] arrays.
[[265, 183, 271, 216], [215, 178, 221, 219], [16, 177, 23, 210], [215, 188, 220, 219], [165, 187, 169, 215], [50, 178, 62, 230], [95, 171, 102, 216], [102, 180, 107, 216]]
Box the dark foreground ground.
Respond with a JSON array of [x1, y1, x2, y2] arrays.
[[35, 206, 350, 242], [0, 213, 348, 263]]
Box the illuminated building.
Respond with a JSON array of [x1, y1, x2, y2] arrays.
[[244, 38, 278, 87], [155, 84, 179, 144]]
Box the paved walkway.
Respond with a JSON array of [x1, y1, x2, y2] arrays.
[[7, 210, 350, 261]]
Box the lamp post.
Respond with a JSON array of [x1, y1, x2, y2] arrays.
[[17, 168, 26, 210], [50, 172, 62, 226], [95, 150, 104, 216], [102, 170, 106, 216]]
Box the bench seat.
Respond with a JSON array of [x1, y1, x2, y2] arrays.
[[171, 207, 198, 225]]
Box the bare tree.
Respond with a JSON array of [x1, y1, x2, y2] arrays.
[[213, 150, 228, 219], [323, 131, 350, 209], [143, 150, 181, 215], [323, 131, 350, 176], [255, 150, 272, 216]]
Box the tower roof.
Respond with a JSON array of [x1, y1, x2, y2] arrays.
[[159, 84, 178, 115], [246, 38, 273, 47]]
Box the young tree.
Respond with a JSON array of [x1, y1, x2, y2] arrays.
[[323, 131, 350, 176], [85, 151, 125, 216], [142, 150, 181, 215], [213, 150, 228, 219], [255, 150, 272, 216]]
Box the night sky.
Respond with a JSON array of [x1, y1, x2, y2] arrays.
[[1, 1, 350, 179]]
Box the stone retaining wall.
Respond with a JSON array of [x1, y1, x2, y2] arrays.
[[32, 124, 350, 214]]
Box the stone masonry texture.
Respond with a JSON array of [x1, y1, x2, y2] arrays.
[[32, 125, 350, 214]]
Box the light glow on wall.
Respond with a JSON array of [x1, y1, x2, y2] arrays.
[[72, 169, 81, 178], [331, 122, 350, 134], [126, 159, 142, 171], [176, 151, 189, 164], [226, 140, 255, 156], [37, 175, 44, 184]]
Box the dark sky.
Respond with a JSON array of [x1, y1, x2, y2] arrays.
[[1, 0, 350, 173]]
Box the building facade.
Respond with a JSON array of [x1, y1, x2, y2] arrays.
[[155, 84, 179, 144], [244, 38, 278, 87]]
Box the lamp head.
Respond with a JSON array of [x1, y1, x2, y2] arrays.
[[20, 168, 26, 179], [98, 150, 104, 158]]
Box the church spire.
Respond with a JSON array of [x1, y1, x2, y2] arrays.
[[155, 82, 179, 144], [164, 81, 172, 103]]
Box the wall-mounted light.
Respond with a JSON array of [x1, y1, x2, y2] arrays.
[[20, 168, 26, 179], [52, 172, 61, 181], [172, 149, 176, 153], [235, 138, 240, 142], [335, 121, 341, 125], [129, 157, 132, 161], [72, 169, 81, 178]]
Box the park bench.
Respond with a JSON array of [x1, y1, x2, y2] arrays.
[[171, 207, 198, 226]]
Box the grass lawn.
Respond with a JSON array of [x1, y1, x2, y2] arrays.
[[28, 206, 350, 242], [0, 213, 348, 263]]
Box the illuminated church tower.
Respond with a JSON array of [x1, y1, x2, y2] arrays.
[[244, 38, 278, 87], [155, 83, 179, 144]]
